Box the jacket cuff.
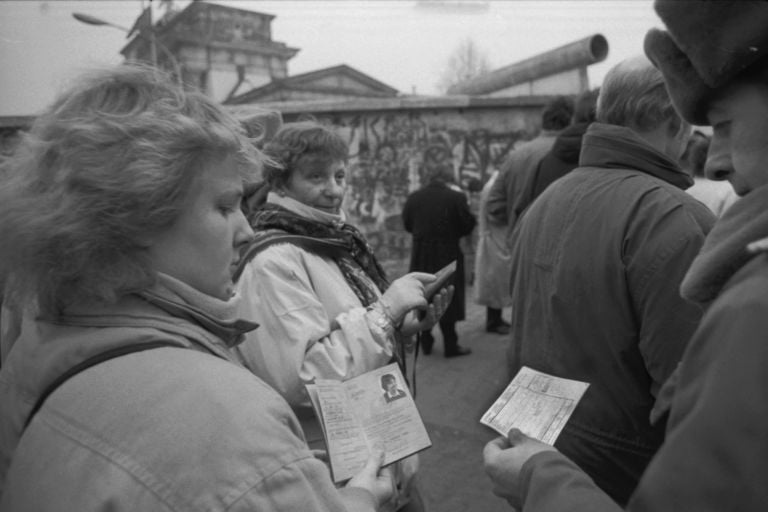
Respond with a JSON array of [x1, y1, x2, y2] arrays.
[[520, 451, 621, 512], [338, 486, 378, 512], [366, 306, 396, 343]]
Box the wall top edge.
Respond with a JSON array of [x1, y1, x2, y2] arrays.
[[225, 94, 558, 115]]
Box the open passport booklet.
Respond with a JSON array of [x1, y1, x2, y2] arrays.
[[306, 363, 432, 483]]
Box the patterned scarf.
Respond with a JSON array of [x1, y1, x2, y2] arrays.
[[247, 203, 390, 307]]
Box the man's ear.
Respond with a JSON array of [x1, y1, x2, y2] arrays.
[[657, 117, 690, 162]]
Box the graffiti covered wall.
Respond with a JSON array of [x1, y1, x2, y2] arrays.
[[279, 100, 546, 277], [0, 101, 551, 279]]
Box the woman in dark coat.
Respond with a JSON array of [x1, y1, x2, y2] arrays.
[[402, 145, 477, 357]]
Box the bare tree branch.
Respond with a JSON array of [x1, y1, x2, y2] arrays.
[[436, 38, 492, 94]]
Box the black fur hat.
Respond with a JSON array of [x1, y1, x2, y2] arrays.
[[644, 0, 768, 125]]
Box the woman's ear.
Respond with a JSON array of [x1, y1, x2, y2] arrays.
[[134, 231, 157, 250]]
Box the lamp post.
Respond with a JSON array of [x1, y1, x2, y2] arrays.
[[72, 11, 182, 83]]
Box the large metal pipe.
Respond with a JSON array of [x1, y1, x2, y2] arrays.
[[448, 33, 608, 95]]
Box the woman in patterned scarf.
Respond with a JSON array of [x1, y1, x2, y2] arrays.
[[233, 121, 451, 512]]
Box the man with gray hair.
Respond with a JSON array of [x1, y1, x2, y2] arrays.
[[500, 55, 715, 504]]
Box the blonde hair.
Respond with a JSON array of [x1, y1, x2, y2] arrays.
[[0, 65, 262, 316]]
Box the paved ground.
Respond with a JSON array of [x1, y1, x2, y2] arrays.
[[411, 287, 513, 512]]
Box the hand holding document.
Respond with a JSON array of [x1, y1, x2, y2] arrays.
[[481, 366, 589, 444], [306, 363, 432, 483]]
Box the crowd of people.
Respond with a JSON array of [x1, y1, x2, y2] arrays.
[[0, 0, 766, 511]]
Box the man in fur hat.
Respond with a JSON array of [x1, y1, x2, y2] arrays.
[[481, 1, 768, 511]]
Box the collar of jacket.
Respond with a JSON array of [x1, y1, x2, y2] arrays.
[[551, 122, 591, 163], [681, 183, 768, 304], [138, 290, 258, 349], [60, 289, 258, 353], [578, 122, 693, 190]]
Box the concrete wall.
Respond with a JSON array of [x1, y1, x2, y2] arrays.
[[0, 97, 554, 279]]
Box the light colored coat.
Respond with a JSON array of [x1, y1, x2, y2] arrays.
[[474, 171, 512, 308], [233, 197, 418, 512], [0, 282, 375, 511], [234, 243, 394, 416]]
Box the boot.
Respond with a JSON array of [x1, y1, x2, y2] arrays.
[[486, 307, 511, 334], [441, 319, 471, 358]]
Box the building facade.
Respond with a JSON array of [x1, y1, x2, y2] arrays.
[[122, 2, 299, 102]]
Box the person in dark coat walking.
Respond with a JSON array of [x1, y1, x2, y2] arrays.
[[402, 145, 477, 358]]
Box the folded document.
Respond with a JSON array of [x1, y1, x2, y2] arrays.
[[481, 366, 589, 444]]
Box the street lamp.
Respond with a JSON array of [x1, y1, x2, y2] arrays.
[[72, 11, 182, 83]]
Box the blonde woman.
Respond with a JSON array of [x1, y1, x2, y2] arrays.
[[0, 66, 392, 511]]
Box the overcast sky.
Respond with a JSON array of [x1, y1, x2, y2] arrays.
[[0, 0, 664, 116]]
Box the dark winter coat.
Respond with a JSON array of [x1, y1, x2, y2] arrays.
[[485, 133, 558, 247], [516, 182, 768, 512], [402, 182, 476, 323], [531, 121, 591, 199], [507, 122, 715, 504]]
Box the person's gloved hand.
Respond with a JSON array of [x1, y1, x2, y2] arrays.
[[399, 286, 454, 336], [346, 450, 396, 508], [482, 429, 557, 508], [377, 272, 435, 324]]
